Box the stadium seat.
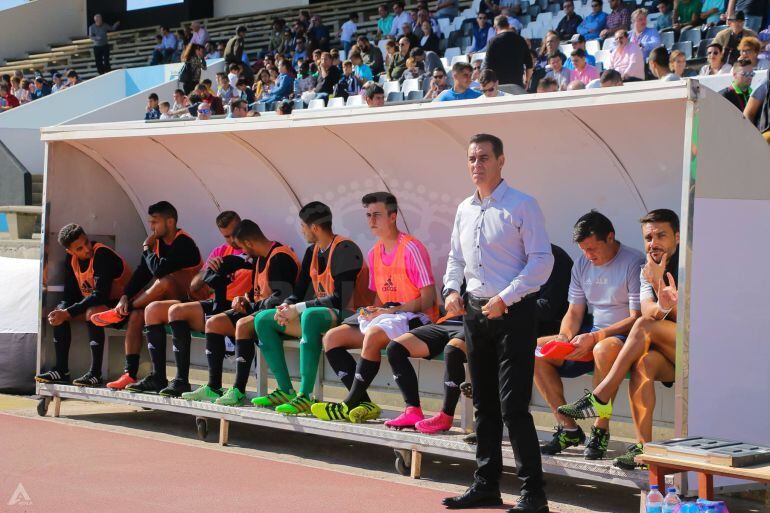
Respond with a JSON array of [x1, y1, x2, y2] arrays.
[[346, 95, 365, 107], [386, 91, 404, 102], [451, 54, 469, 66], [461, 19, 475, 36], [444, 47, 462, 61], [559, 43, 574, 55], [308, 99, 326, 110], [401, 78, 420, 95], [602, 36, 616, 50], [440, 56, 450, 69], [706, 24, 727, 39], [520, 27, 533, 38], [549, 3, 561, 14], [661, 31, 675, 50], [377, 74, 387, 85], [448, 30, 464, 47], [471, 52, 486, 63], [679, 28, 701, 48], [594, 49, 613, 69], [383, 80, 400, 97], [696, 38, 713, 58], [672, 41, 693, 60], [293, 99, 304, 110], [438, 17, 452, 37], [406, 90, 424, 100], [517, 15, 531, 27], [253, 102, 266, 113], [378, 39, 389, 59], [326, 97, 345, 108], [536, 12, 553, 26], [528, 4, 541, 17]]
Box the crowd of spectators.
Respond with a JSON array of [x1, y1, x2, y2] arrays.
[[0, 69, 80, 112]]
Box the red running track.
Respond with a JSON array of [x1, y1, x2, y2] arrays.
[[0, 413, 495, 513]]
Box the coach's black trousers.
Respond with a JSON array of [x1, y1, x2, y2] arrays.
[[464, 293, 544, 496]]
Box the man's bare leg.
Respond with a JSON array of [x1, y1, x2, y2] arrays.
[[591, 337, 623, 431], [629, 350, 675, 443], [534, 334, 577, 428]]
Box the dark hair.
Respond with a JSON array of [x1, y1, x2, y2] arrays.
[[479, 68, 498, 84], [648, 46, 669, 68], [278, 99, 294, 114], [231, 99, 247, 111], [299, 201, 333, 231], [58, 223, 86, 248], [66, 70, 78, 78], [639, 209, 679, 233], [181, 43, 202, 62], [236, 25, 247, 34], [148, 201, 178, 221], [538, 76, 559, 90], [409, 47, 425, 58], [452, 61, 473, 74], [547, 51, 562, 61], [600, 69, 622, 84], [174, 88, 185, 95], [573, 210, 615, 243], [236, 78, 247, 87], [233, 219, 266, 242], [229, 62, 241, 71], [494, 14, 510, 28], [707, 42, 723, 52], [362, 192, 398, 215], [469, 133, 504, 157], [216, 210, 240, 228], [571, 48, 587, 58], [365, 82, 384, 97], [148, 93, 159, 101]]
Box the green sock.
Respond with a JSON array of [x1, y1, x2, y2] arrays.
[[253, 309, 293, 392], [298, 307, 335, 397]]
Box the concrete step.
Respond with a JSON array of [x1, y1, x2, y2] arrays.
[[31, 192, 43, 205]]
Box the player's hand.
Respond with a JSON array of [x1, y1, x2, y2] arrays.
[[642, 251, 667, 294], [115, 295, 130, 316], [274, 304, 298, 326], [48, 309, 71, 326], [232, 296, 248, 313], [143, 233, 157, 250], [444, 291, 464, 317], [567, 332, 597, 360], [553, 333, 570, 343], [658, 272, 678, 312], [207, 256, 223, 272], [481, 295, 507, 319], [359, 306, 388, 322]]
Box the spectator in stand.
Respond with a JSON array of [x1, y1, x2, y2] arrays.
[[268, 19, 285, 54], [723, 0, 765, 32], [260, 60, 293, 105], [670, 48, 697, 77], [401, 23, 421, 50], [699, 42, 732, 74], [275, 98, 292, 115], [16, 79, 32, 104], [384, 39, 398, 71], [302, 51, 341, 104], [216, 73, 238, 104], [673, 0, 703, 31], [235, 78, 256, 104], [388, 37, 411, 81], [340, 13, 358, 55], [435, 0, 460, 19], [579, 0, 609, 40], [714, 11, 758, 63], [601, 0, 632, 38], [228, 99, 249, 118], [335, 60, 362, 99], [190, 21, 209, 46], [424, 68, 450, 99], [546, 53, 571, 90], [225, 26, 254, 85], [420, 20, 440, 53], [435, 62, 483, 101], [253, 68, 272, 100], [89, 14, 120, 75], [484, 15, 533, 88], [744, 75, 769, 132], [158, 101, 172, 119], [537, 32, 566, 68], [228, 63, 241, 85], [720, 59, 755, 109], [629, 9, 661, 60], [350, 51, 374, 84], [403, 57, 422, 81], [700, 0, 726, 26], [65, 70, 80, 88], [150, 35, 165, 65], [600, 68, 624, 86], [275, 29, 293, 56], [356, 36, 384, 76], [738, 36, 766, 68], [565, 34, 598, 68], [478, 69, 510, 97], [0, 83, 20, 112], [416, 8, 442, 38], [294, 61, 316, 96], [648, 46, 679, 79], [160, 27, 177, 63], [537, 76, 560, 92], [196, 100, 212, 120], [411, 47, 444, 79], [179, 44, 206, 95], [9, 77, 21, 100], [478, 0, 502, 17], [364, 82, 386, 106], [293, 37, 309, 67], [389, 2, 412, 37], [656, 1, 674, 31], [51, 72, 64, 93], [173, 29, 186, 61], [470, 13, 493, 54], [567, 79, 587, 89], [610, 29, 645, 81], [204, 41, 220, 60], [569, 48, 601, 84], [376, 4, 394, 41], [308, 16, 331, 52], [32, 77, 50, 100], [194, 83, 224, 115], [145, 93, 160, 120], [557, 0, 584, 40]]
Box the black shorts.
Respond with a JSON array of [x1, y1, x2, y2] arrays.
[[199, 299, 232, 317], [223, 308, 252, 326], [409, 322, 465, 360]]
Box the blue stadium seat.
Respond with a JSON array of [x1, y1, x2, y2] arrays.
[[706, 24, 727, 39], [661, 31, 675, 50], [696, 38, 713, 58], [407, 90, 424, 100], [672, 41, 693, 60], [386, 91, 404, 102]]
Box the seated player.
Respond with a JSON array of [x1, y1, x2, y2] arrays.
[[534, 211, 643, 460], [125, 211, 251, 396], [311, 192, 438, 424], [35, 224, 131, 386], [253, 201, 372, 415], [183, 220, 300, 405], [385, 244, 574, 434], [90, 201, 202, 390], [558, 209, 679, 469]]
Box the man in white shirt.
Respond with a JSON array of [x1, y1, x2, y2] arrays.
[[190, 21, 209, 46], [340, 13, 358, 54], [389, 1, 413, 38]]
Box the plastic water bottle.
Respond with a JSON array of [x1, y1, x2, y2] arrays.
[[646, 485, 664, 513], [662, 487, 681, 513]]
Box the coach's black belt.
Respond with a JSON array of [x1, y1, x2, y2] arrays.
[[466, 293, 537, 310]]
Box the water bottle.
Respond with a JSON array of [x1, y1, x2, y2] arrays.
[[646, 485, 664, 513], [662, 487, 681, 513]]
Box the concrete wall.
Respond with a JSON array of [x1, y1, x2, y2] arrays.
[[213, 0, 308, 18], [0, 0, 86, 63], [0, 140, 30, 205]]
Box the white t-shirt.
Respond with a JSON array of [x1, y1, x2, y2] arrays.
[[341, 20, 357, 42]]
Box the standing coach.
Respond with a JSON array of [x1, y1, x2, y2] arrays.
[[442, 134, 554, 513]]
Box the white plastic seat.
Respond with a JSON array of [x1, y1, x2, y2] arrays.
[[326, 97, 345, 108], [471, 52, 486, 63], [585, 39, 601, 55], [383, 80, 400, 97], [401, 78, 420, 95], [602, 36, 616, 51], [444, 47, 461, 61], [307, 99, 326, 110], [451, 54, 469, 66], [346, 94, 365, 107]]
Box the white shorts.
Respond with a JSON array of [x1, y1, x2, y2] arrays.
[[358, 312, 430, 340]]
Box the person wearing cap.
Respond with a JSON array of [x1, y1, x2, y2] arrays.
[[713, 11, 759, 64], [723, 0, 766, 32], [556, 0, 583, 40], [564, 34, 597, 69], [720, 59, 755, 110], [629, 8, 661, 60], [698, 42, 732, 74]]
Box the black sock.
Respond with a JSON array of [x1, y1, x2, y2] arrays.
[[86, 322, 105, 377], [387, 341, 420, 408], [205, 333, 226, 390], [325, 347, 372, 402], [169, 320, 191, 382], [442, 345, 467, 416], [52, 322, 71, 374], [145, 324, 167, 381], [343, 357, 379, 407], [233, 338, 255, 393], [125, 354, 140, 379]]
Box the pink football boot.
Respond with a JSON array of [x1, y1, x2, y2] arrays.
[[415, 412, 454, 434], [384, 406, 424, 430]]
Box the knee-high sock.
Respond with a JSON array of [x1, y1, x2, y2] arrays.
[[387, 341, 420, 408], [343, 357, 379, 407], [325, 347, 370, 402], [253, 310, 293, 392], [442, 345, 467, 416], [86, 322, 105, 377], [205, 333, 226, 390], [169, 320, 191, 382], [145, 324, 167, 381], [298, 307, 335, 397], [52, 322, 71, 374], [125, 354, 140, 379], [233, 339, 256, 393]]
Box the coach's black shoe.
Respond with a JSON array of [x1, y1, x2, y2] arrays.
[[583, 426, 610, 460], [463, 432, 478, 444], [35, 370, 71, 384], [442, 484, 502, 509], [159, 378, 191, 398], [507, 493, 549, 513], [72, 372, 102, 387], [125, 373, 167, 393]]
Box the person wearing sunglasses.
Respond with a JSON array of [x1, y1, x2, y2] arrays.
[[196, 101, 212, 120], [577, 0, 608, 40], [424, 69, 449, 99], [719, 58, 755, 110], [469, 13, 493, 54], [477, 68, 509, 97], [699, 42, 732, 75]]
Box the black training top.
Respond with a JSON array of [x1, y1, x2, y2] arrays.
[[536, 244, 574, 325], [123, 230, 201, 298], [61, 244, 125, 317]]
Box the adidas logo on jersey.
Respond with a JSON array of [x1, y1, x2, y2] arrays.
[[381, 277, 397, 293], [89, 340, 99, 346], [172, 345, 179, 352], [445, 381, 459, 388], [336, 371, 348, 379], [147, 343, 156, 350], [235, 356, 246, 363], [205, 349, 212, 355]]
